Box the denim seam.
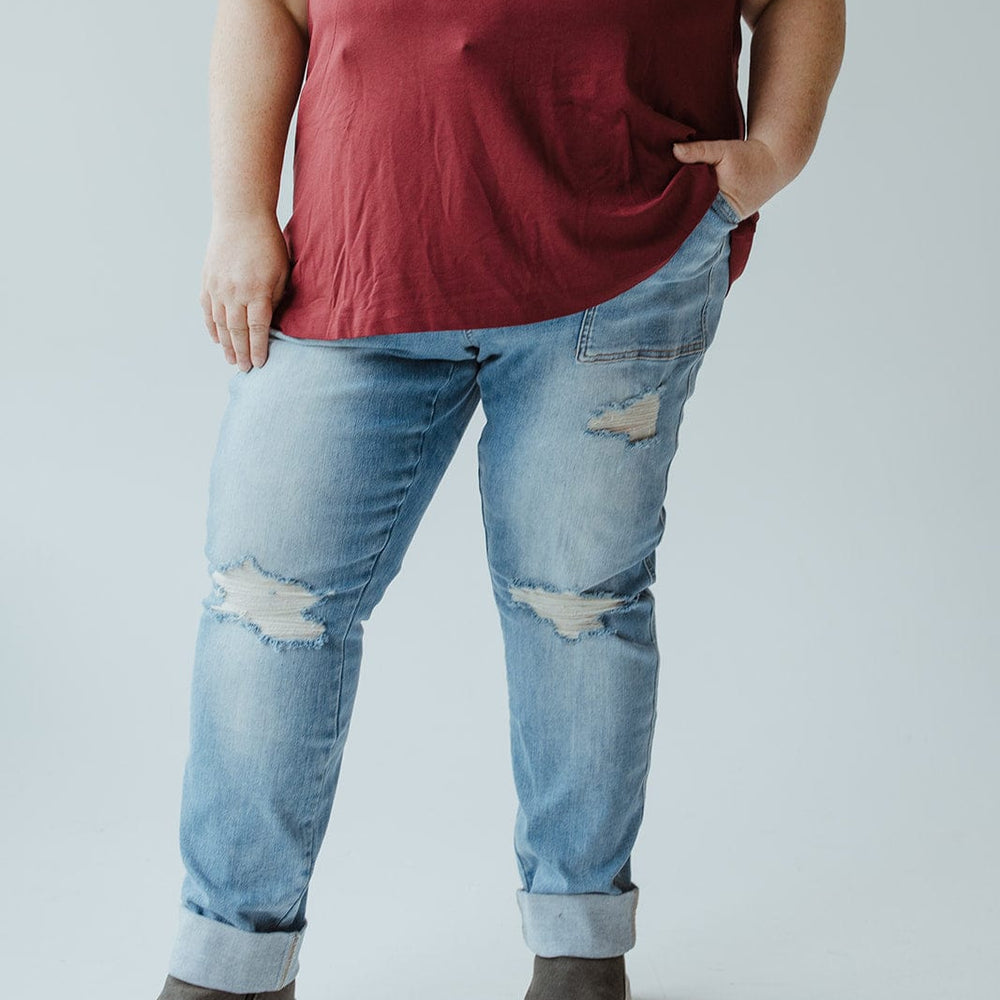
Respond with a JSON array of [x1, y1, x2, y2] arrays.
[[277, 933, 299, 989], [633, 591, 660, 887], [476, 411, 533, 895], [277, 364, 459, 940], [576, 303, 706, 363], [332, 360, 459, 737], [700, 242, 728, 342]]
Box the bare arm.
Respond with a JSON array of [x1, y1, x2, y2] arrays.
[[742, 0, 846, 185], [673, 0, 846, 221], [200, 0, 309, 370]]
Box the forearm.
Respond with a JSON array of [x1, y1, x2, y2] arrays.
[[745, 0, 846, 186], [209, 0, 308, 221]]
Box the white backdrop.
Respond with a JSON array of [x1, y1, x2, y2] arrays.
[[1, 2, 997, 998]]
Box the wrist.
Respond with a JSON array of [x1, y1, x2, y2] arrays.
[[211, 204, 279, 226]]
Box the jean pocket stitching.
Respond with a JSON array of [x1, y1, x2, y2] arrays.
[[576, 272, 713, 365], [576, 301, 706, 363]]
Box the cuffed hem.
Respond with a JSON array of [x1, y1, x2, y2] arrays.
[[516, 887, 638, 958], [167, 903, 304, 993]]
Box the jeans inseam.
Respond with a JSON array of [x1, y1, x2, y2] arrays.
[[280, 360, 462, 930], [331, 358, 461, 738]]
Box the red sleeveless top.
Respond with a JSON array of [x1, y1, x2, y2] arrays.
[[271, 0, 759, 342]]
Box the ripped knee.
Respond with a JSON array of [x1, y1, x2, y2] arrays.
[[508, 582, 633, 640], [205, 556, 337, 648]]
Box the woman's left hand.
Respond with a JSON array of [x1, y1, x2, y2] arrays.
[[672, 137, 786, 221]]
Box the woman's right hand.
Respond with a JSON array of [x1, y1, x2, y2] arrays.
[[200, 212, 291, 370]]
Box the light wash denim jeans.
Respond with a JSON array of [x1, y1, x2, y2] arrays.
[[164, 191, 741, 993]]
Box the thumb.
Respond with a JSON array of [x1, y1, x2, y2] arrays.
[[672, 140, 725, 164]]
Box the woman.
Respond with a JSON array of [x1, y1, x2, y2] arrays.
[[157, 1, 845, 998]]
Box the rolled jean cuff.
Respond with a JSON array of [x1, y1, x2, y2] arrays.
[[167, 904, 304, 993], [516, 887, 638, 958]]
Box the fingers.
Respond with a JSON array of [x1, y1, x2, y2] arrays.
[[224, 301, 253, 372], [199, 215, 286, 370], [202, 290, 271, 370], [212, 298, 238, 365], [672, 139, 727, 164], [200, 287, 219, 344], [247, 297, 272, 369], [673, 136, 784, 220], [203, 293, 272, 371], [205, 298, 272, 372]]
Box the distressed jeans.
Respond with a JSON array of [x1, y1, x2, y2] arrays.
[[164, 191, 741, 993]]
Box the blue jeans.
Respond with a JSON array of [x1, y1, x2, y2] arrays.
[[165, 191, 740, 993]]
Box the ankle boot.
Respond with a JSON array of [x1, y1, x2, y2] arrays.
[[155, 973, 296, 1000], [523, 954, 631, 1000]]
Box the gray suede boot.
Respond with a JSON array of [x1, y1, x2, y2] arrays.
[[523, 955, 631, 1000], [155, 974, 296, 1000]]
